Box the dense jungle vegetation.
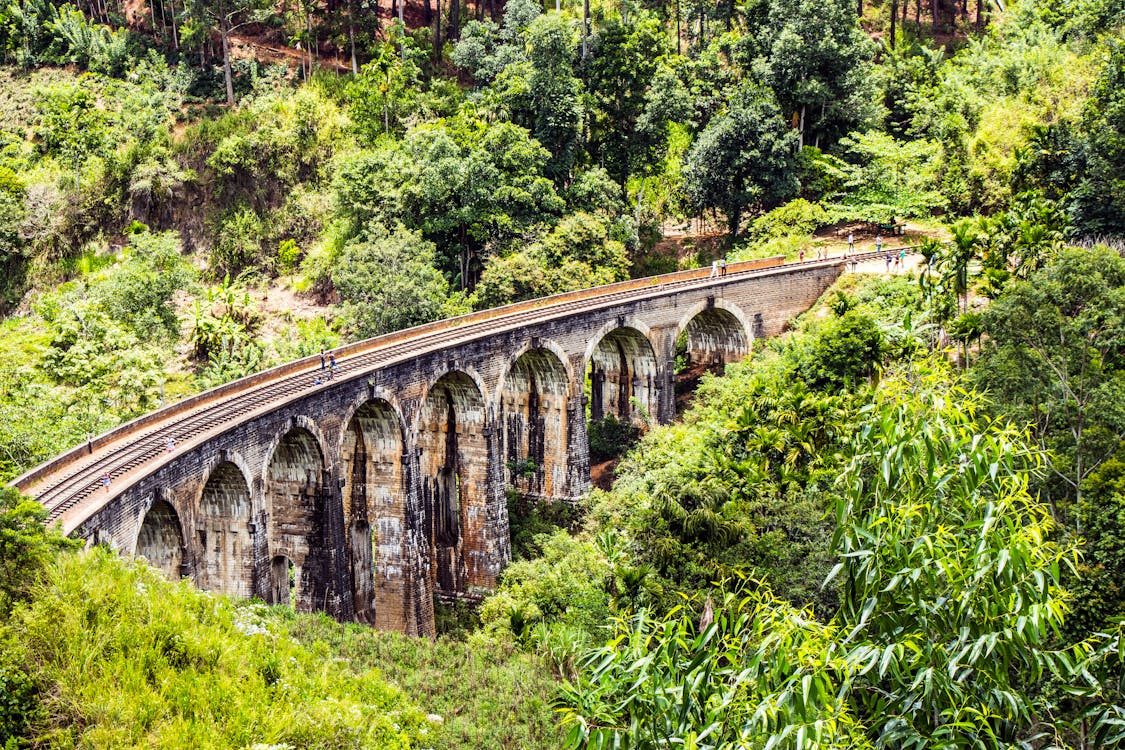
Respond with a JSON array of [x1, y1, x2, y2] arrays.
[[3, 0, 1125, 745]]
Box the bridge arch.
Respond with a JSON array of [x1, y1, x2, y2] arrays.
[[340, 396, 409, 629], [674, 299, 752, 368], [415, 369, 491, 596], [133, 493, 184, 581], [496, 341, 573, 499], [195, 458, 254, 599], [263, 421, 329, 612], [583, 319, 660, 428]]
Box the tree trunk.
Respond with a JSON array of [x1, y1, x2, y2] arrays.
[[890, 0, 897, 48], [169, 0, 180, 48], [348, 0, 357, 74], [931, 0, 938, 30], [976, 0, 982, 28], [221, 13, 235, 105], [433, 0, 441, 57], [449, 0, 458, 41], [916, 0, 921, 24], [423, 0, 431, 25], [857, 0, 861, 16], [582, 0, 588, 58]]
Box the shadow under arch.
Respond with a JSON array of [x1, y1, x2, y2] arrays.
[[584, 323, 660, 428], [134, 496, 184, 581], [195, 460, 254, 598], [416, 370, 489, 597], [264, 425, 327, 612], [340, 397, 410, 630], [674, 299, 752, 367], [497, 344, 572, 499]]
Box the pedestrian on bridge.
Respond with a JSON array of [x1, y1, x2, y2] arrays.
[[329, 353, 337, 378], [875, 235, 883, 253], [320, 350, 326, 370], [101, 471, 110, 493], [719, 258, 727, 277], [709, 259, 719, 278], [847, 233, 854, 255]]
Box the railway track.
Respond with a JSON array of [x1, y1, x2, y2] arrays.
[[14, 249, 901, 529]]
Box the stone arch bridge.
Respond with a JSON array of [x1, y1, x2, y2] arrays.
[[12, 254, 862, 636]]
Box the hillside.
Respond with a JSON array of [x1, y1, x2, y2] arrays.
[[2, 0, 1125, 746]]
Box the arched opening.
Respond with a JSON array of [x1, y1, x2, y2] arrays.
[[136, 499, 183, 580], [585, 326, 659, 428], [674, 306, 750, 412], [341, 399, 405, 629], [501, 348, 570, 499], [265, 427, 325, 613], [418, 372, 489, 597], [268, 554, 294, 606], [196, 461, 253, 598]]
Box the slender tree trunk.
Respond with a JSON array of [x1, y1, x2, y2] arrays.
[[433, 0, 440, 57], [423, 0, 431, 25], [348, 0, 357, 73], [725, 0, 732, 30], [931, 0, 938, 30], [890, 0, 897, 47], [399, 0, 405, 59], [915, 0, 921, 24], [976, 0, 983, 28], [149, 0, 157, 34], [307, 11, 314, 76], [450, 0, 458, 40], [167, 0, 186, 49], [221, 14, 235, 105], [582, 0, 588, 58], [856, 0, 861, 16]]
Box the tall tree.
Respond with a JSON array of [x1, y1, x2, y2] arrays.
[[763, 0, 875, 150], [191, 0, 270, 104], [683, 83, 797, 238], [974, 246, 1125, 519]]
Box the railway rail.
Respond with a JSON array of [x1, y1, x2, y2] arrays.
[[11, 248, 907, 530]]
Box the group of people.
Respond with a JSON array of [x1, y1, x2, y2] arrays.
[[708, 258, 728, 278], [313, 350, 337, 385]]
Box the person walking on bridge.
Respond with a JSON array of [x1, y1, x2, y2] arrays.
[[709, 259, 719, 278], [719, 258, 727, 277]]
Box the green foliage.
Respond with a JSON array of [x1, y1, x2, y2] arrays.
[[972, 246, 1125, 517], [0, 549, 428, 748], [748, 198, 830, 240], [684, 83, 798, 237], [587, 415, 641, 463], [333, 223, 454, 337], [472, 212, 631, 309], [0, 486, 78, 616], [286, 613, 566, 749], [562, 367, 1076, 749]]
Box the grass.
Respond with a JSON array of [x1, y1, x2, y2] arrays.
[[1, 550, 429, 749], [285, 615, 567, 750]]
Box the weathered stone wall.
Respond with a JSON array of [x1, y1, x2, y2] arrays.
[[73, 263, 842, 637]]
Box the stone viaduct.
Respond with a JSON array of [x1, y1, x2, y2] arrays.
[[13, 255, 854, 636]]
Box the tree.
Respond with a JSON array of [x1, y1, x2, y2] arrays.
[[974, 246, 1125, 519], [332, 224, 455, 337], [683, 83, 797, 238], [526, 14, 582, 184], [584, 14, 669, 186], [561, 367, 1076, 748], [0, 486, 78, 616], [763, 0, 875, 150], [190, 0, 271, 105]]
